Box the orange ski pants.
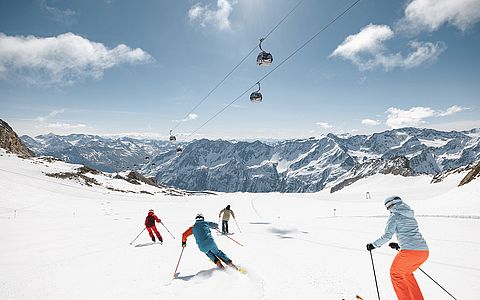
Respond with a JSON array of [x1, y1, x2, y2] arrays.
[[390, 250, 429, 300]]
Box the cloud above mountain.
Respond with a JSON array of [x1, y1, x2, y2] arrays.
[[386, 105, 467, 128], [330, 0, 480, 71], [188, 0, 235, 31], [330, 24, 445, 71], [0, 32, 153, 86], [397, 0, 480, 33]]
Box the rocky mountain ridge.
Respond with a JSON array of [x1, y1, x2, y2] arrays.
[[0, 119, 34, 157], [20, 127, 480, 193]]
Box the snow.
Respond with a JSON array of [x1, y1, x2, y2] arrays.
[[1, 151, 479, 299], [418, 138, 451, 148]]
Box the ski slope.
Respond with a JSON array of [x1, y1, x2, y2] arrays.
[[1, 151, 479, 299]]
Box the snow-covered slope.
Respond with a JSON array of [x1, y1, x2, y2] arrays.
[[1, 150, 479, 299]]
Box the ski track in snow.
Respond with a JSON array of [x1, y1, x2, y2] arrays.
[[1, 152, 480, 299]]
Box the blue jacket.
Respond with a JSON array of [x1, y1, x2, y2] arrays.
[[373, 202, 428, 250], [182, 220, 219, 252]]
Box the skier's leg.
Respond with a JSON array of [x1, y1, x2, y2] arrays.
[[152, 225, 163, 242], [222, 220, 227, 233], [146, 227, 155, 242], [390, 251, 411, 300], [403, 250, 429, 300], [205, 251, 223, 268], [210, 244, 231, 264], [225, 221, 229, 234]]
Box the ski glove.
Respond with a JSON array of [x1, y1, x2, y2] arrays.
[[388, 242, 400, 250], [182, 242, 186, 248], [366, 243, 375, 251]]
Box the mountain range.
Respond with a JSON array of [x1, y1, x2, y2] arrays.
[[20, 127, 480, 193]]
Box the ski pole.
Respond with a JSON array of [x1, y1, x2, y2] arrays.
[[129, 227, 146, 245], [233, 217, 242, 233], [390, 245, 457, 300], [173, 247, 185, 278], [368, 249, 381, 300], [160, 222, 175, 239], [417, 268, 457, 300], [215, 228, 243, 247]]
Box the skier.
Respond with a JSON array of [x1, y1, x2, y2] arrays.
[[182, 213, 238, 270], [145, 209, 163, 243], [366, 196, 429, 300], [218, 205, 235, 234]]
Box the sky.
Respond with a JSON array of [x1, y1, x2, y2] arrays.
[[0, 0, 479, 140]]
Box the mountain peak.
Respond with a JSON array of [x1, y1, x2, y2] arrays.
[[0, 119, 34, 157]]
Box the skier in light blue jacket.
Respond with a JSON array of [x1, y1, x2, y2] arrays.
[[182, 214, 238, 270], [366, 196, 429, 300]]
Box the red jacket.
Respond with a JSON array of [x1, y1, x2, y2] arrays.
[[145, 212, 160, 227]]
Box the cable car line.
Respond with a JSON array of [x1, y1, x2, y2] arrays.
[[179, 0, 363, 143], [169, 0, 305, 138]]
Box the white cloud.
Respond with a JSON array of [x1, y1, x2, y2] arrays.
[[46, 122, 86, 129], [331, 24, 394, 59], [330, 24, 445, 71], [386, 105, 466, 128], [184, 113, 199, 121], [437, 105, 468, 116], [316, 122, 332, 129], [173, 113, 199, 123], [386, 107, 436, 128], [361, 119, 381, 126], [0, 32, 153, 86], [35, 109, 65, 122], [398, 0, 480, 33], [188, 0, 234, 31], [40, 0, 76, 25]]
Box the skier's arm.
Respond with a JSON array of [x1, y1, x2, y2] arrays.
[[372, 214, 397, 248], [206, 221, 219, 230], [231, 210, 235, 219], [219, 209, 223, 218], [144, 217, 148, 227], [182, 227, 193, 243], [154, 215, 161, 223]]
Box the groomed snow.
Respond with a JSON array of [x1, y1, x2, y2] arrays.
[[1, 151, 479, 299]]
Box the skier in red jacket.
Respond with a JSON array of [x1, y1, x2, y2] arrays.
[[145, 209, 163, 243]]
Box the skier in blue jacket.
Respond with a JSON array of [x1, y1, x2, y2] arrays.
[[366, 196, 429, 300], [182, 214, 238, 270]]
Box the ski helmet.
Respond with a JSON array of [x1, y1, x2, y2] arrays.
[[384, 196, 402, 210]]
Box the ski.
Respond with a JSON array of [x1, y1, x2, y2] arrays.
[[134, 242, 163, 247], [341, 295, 364, 300]]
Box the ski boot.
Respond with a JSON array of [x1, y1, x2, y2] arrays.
[[214, 259, 225, 269]]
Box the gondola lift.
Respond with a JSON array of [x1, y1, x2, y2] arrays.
[[250, 82, 263, 103], [169, 130, 176, 142], [256, 38, 273, 66], [176, 147, 183, 154]]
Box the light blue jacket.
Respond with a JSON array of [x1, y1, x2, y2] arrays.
[[373, 202, 428, 250], [192, 220, 219, 253]]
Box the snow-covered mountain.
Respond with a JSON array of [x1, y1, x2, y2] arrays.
[[21, 128, 480, 193], [21, 133, 177, 172]]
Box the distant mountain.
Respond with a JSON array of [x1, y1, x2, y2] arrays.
[[21, 133, 176, 172], [0, 119, 34, 157], [21, 127, 480, 193]]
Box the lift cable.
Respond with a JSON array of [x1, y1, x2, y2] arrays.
[[181, 0, 363, 142], [170, 0, 305, 134]]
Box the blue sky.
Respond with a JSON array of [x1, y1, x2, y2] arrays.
[[1, 0, 479, 140]]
